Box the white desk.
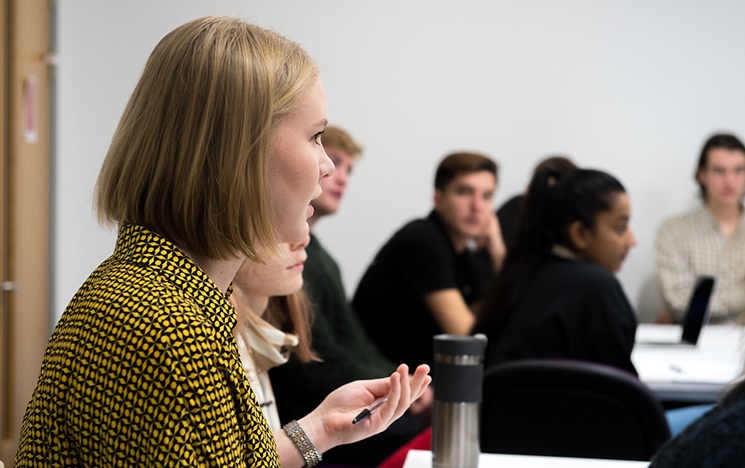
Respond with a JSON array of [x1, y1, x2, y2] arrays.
[[402, 450, 649, 468], [632, 324, 745, 402]]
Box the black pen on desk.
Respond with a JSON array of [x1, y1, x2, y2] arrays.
[[352, 397, 388, 424]]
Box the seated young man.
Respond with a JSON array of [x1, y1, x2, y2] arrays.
[[655, 133, 745, 324], [353, 152, 506, 368]]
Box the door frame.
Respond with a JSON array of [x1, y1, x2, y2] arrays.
[[1, 0, 52, 464]]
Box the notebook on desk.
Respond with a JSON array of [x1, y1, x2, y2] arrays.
[[636, 276, 716, 347]]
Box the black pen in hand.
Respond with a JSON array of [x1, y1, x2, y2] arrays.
[[352, 397, 388, 424]]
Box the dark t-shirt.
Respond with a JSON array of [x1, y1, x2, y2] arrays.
[[353, 211, 493, 368], [483, 255, 638, 375]]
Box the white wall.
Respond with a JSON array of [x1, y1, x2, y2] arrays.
[[55, 0, 745, 322]]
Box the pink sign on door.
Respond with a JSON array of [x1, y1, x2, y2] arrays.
[[23, 75, 38, 144]]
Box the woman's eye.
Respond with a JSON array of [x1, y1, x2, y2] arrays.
[[313, 131, 324, 145]]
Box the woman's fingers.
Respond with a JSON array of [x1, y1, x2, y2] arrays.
[[384, 364, 432, 424], [394, 365, 412, 419], [366, 363, 433, 429], [366, 369, 397, 426], [360, 376, 393, 402], [410, 364, 432, 400]]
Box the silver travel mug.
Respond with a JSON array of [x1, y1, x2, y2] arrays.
[[431, 334, 487, 468]]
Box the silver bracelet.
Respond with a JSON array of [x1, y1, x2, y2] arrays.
[[283, 420, 322, 467]]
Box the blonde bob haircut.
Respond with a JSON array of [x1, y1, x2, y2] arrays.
[[95, 16, 319, 261]]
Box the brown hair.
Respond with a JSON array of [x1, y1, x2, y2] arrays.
[[695, 133, 745, 200], [95, 16, 319, 261], [233, 289, 317, 363], [267, 291, 317, 362], [321, 125, 363, 160], [434, 152, 498, 191]]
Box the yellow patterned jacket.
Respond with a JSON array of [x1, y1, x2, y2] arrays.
[[15, 224, 280, 467]]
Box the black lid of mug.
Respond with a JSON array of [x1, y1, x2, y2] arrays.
[[433, 334, 488, 357]]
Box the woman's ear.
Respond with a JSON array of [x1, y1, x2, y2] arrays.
[[568, 220, 591, 251]]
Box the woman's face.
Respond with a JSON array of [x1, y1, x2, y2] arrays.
[[268, 78, 334, 243], [575, 192, 637, 273], [233, 236, 310, 299]]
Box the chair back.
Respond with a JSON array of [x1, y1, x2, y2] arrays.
[[480, 359, 670, 461]]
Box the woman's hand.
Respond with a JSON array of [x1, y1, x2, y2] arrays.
[[275, 364, 431, 468]]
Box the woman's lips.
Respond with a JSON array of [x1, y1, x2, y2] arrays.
[[288, 261, 305, 271], [287, 254, 307, 271]]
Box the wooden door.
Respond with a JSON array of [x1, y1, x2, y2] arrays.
[[0, 0, 52, 464]]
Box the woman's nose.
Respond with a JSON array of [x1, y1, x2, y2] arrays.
[[320, 148, 334, 180], [290, 235, 311, 251]]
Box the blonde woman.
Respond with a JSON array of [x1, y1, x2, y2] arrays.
[[16, 17, 430, 468]]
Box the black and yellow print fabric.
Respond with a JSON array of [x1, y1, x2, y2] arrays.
[[15, 224, 280, 468]]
